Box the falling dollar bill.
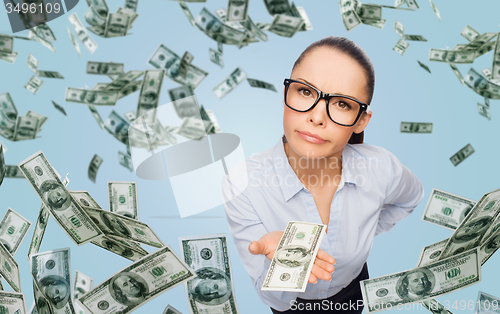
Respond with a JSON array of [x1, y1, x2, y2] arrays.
[[0, 51, 18, 64], [268, 14, 303, 38], [136, 69, 165, 124], [403, 34, 427, 41], [450, 143, 474, 166], [339, 0, 361, 31], [421, 188, 476, 230], [0, 35, 14, 53], [108, 181, 139, 219], [209, 48, 224, 68], [27, 53, 39, 74], [91, 235, 149, 261], [180, 234, 239, 314], [227, 0, 249, 22], [428, 0, 441, 22], [118, 151, 133, 171], [65, 88, 119, 106], [416, 238, 448, 267], [179, 51, 194, 80], [449, 63, 465, 85], [262, 221, 326, 292], [88, 154, 103, 183], [0, 208, 32, 256], [247, 78, 277, 92], [67, 25, 81, 57], [87, 62, 125, 76], [393, 39, 410, 55], [25, 76, 44, 94], [18, 151, 103, 245], [474, 291, 500, 314], [438, 188, 500, 259], [31, 248, 76, 314], [0, 239, 21, 292], [103, 71, 144, 92], [82, 206, 163, 248], [461, 25, 480, 42], [491, 34, 500, 80], [417, 60, 431, 73], [478, 103, 491, 120], [169, 85, 199, 119], [51, 101, 66, 116], [478, 213, 500, 266], [213, 67, 247, 99], [400, 122, 432, 133], [78, 245, 196, 314], [73, 270, 93, 300], [68, 13, 98, 54], [163, 304, 183, 314], [0, 144, 4, 187], [361, 247, 480, 313], [429, 49, 475, 64], [27, 174, 70, 261], [0, 292, 27, 314], [70, 190, 102, 209], [177, 118, 208, 140]]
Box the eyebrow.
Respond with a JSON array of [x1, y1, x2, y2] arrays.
[[295, 77, 363, 102]]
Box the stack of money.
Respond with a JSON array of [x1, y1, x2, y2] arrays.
[[83, 0, 139, 38], [0, 93, 47, 142]]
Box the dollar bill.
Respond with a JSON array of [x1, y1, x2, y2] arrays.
[[88, 154, 103, 183], [136, 69, 165, 124], [291, 4, 312, 31], [180, 234, 239, 313], [209, 48, 224, 68], [463, 33, 497, 51], [103, 71, 144, 92], [37, 71, 64, 79], [214, 7, 244, 29], [179, 1, 195, 26], [393, 39, 410, 55], [12, 116, 40, 141], [461, 25, 480, 42], [87, 62, 125, 76], [394, 20, 404, 37], [474, 291, 500, 314], [478, 103, 491, 120], [263, 0, 291, 15], [65, 88, 119, 106], [85, 5, 107, 28], [25, 111, 47, 130], [429, 49, 475, 63], [108, 181, 138, 219], [78, 245, 196, 313], [177, 118, 208, 140], [88, 105, 104, 130], [91, 235, 148, 261], [27, 53, 39, 74], [125, 0, 139, 11], [438, 188, 500, 260], [195, 8, 247, 45], [339, 0, 361, 31], [104, 13, 131, 38], [247, 78, 277, 92], [0, 208, 32, 256], [416, 238, 448, 267], [163, 304, 182, 314], [117, 7, 139, 28], [179, 51, 194, 80], [417, 60, 431, 73], [119, 80, 143, 99], [73, 270, 93, 300], [262, 221, 326, 292], [0, 241, 20, 292], [268, 14, 303, 38], [69, 13, 98, 54], [148, 44, 208, 88], [0, 35, 13, 53], [400, 122, 432, 133], [82, 206, 163, 247], [482, 68, 492, 79], [70, 190, 102, 209], [104, 111, 130, 145], [88, 0, 109, 17], [0, 51, 18, 64], [31, 248, 76, 314], [118, 151, 133, 172], [227, 0, 248, 22], [213, 67, 247, 99], [405, 0, 419, 9], [478, 212, 500, 265], [491, 34, 500, 80], [27, 174, 70, 262], [29, 30, 57, 53], [25, 76, 43, 94], [0, 291, 27, 314], [429, 0, 441, 21], [356, 3, 382, 21], [67, 26, 82, 57], [240, 15, 267, 41], [18, 151, 103, 245], [422, 188, 476, 230], [450, 143, 475, 166], [168, 85, 199, 119], [361, 247, 480, 313], [449, 63, 464, 85], [4, 166, 24, 178], [403, 34, 427, 41], [0, 143, 4, 187], [464, 68, 500, 99]]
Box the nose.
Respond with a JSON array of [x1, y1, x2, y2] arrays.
[[307, 97, 328, 126]]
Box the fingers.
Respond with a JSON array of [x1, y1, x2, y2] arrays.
[[308, 272, 318, 284], [314, 258, 335, 274], [311, 264, 332, 282], [248, 241, 263, 255], [316, 249, 335, 265]]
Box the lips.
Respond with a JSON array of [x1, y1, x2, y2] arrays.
[[296, 130, 327, 144]]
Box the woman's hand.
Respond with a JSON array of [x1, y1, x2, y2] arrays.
[[248, 231, 335, 284]]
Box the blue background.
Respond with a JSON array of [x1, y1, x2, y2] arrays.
[[1, 0, 500, 312]]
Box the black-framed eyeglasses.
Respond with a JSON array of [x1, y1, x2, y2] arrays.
[[283, 78, 371, 127]]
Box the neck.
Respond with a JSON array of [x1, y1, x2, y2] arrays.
[[284, 142, 343, 190]]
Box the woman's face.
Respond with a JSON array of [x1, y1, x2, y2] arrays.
[[283, 47, 371, 159]]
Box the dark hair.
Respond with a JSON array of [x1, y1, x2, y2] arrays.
[[291, 36, 375, 144]]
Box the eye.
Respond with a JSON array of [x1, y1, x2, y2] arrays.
[[335, 101, 352, 109], [298, 88, 313, 97]]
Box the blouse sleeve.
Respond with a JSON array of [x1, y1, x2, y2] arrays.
[[222, 173, 300, 311], [375, 149, 425, 237]]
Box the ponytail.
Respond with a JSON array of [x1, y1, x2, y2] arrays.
[[348, 131, 364, 144]]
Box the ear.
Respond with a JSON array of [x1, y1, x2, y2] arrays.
[[352, 111, 372, 134]]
